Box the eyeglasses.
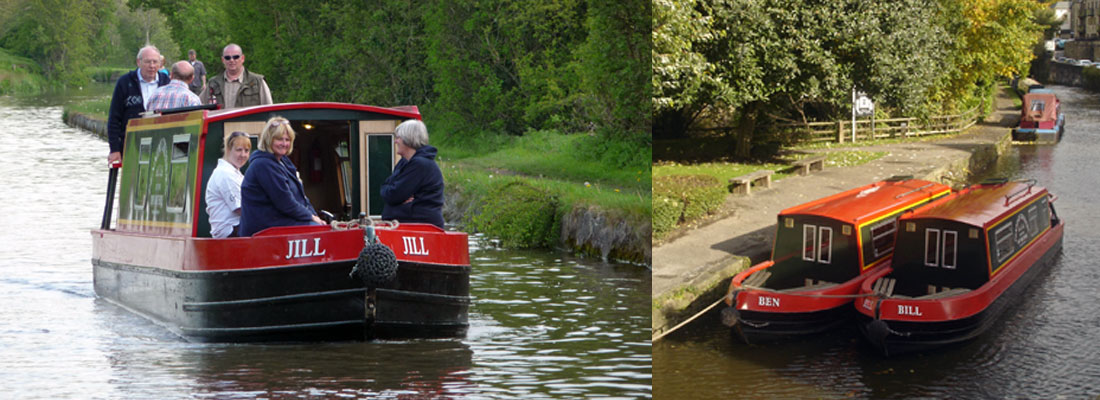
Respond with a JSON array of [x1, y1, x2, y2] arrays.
[[229, 131, 249, 139], [223, 54, 241, 60], [140, 59, 159, 65]]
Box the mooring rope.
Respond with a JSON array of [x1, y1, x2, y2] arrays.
[[652, 296, 726, 342]]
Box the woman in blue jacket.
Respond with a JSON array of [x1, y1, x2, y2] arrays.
[[238, 117, 324, 236], [381, 119, 445, 228]]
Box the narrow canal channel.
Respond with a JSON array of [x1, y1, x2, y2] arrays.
[[0, 89, 651, 399], [653, 85, 1100, 398]]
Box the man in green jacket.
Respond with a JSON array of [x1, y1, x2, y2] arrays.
[[199, 43, 273, 109]]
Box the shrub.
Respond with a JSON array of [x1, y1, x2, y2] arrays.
[[652, 194, 681, 240], [652, 174, 726, 240], [468, 181, 560, 248]]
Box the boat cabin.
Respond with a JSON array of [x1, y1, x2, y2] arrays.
[[114, 103, 417, 237], [1018, 92, 1061, 133], [886, 180, 1056, 297], [764, 178, 950, 290]]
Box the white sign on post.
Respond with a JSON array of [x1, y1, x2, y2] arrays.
[[855, 92, 874, 117]]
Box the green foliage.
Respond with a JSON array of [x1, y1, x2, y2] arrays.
[[652, 174, 725, 236], [0, 47, 45, 94], [84, 66, 132, 83], [468, 181, 560, 248], [438, 129, 650, 192], [1, 0, 178, 86], [576, 0, 651, 143], [655, 0, 1046, 158], [652, 194, 681, 240], [1082, 66, 1100, 92]]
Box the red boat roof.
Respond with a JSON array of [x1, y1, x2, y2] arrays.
[[126, 102, 422, 130], [206, 102, 421, 122], [780, 179, 951, 225], [902, 181, 1048, 228]]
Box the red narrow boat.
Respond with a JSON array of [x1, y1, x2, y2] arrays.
[[720, 177, 950, 343], [1012, 90, 1065, 143], [91, 103, 470, 342], [856, 179, 1063, 356]]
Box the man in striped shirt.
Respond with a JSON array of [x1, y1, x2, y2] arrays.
[[147, 61, 202, 113]]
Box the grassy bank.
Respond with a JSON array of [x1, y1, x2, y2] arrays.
[[0, 48, 46, 95], [438, 131, 651, 263], [62, 97, 110, 122], [652, 149, 885, 241]]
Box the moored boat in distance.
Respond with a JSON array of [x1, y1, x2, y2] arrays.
[[856, 179, 1063, 356], [1013, 90, 1064, 143], [91, 102, 470, 342], [720, 177, 951, 343]]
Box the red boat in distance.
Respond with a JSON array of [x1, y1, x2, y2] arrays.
[[856, 179, 1063, 356], [720, 177, 951, 343]]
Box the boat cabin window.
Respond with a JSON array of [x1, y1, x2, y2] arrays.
[[869, 217, 898, 258], [923, 228, 958, 269], [993, 223, 1014, 264], [802, 224, 832, 264], [924, 228, 940, 267], [134, 137, 152, 210], [167, 134, 190, 212]]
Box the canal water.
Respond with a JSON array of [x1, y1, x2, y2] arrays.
[[653, 85, 1100, 399], [0, 89, 651, 399]]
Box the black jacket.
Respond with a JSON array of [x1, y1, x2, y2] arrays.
[[380, 145, 445, 228], [107, 69, 170, 153], [239, 150, 318, 237]]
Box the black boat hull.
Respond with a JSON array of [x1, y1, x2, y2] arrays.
[[93, 259, 469, 342], [859, 234, 1062, 356], [721, 303, 854, 344]]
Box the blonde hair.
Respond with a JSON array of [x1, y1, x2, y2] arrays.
[[257, 117, 295, 155], [223, 131, 252, 153]]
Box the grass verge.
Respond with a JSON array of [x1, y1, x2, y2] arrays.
[[437, 130, 651, 262], [0, 47, 46, 95]]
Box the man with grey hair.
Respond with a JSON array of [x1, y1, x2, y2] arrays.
[[106, 45, 170, 164], [199, 43, 272, 109], [187, 49, 207, 95], [146, 61, 202, 112]]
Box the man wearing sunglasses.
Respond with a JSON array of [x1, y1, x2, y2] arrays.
[[199, 43, 272, 109]]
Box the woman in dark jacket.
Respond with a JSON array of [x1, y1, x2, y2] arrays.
[[238, 117, 324, 236], [380, 119, 445, 228]]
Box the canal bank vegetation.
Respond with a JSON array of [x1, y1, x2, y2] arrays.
[[0, 47, 45, 95], [55, 0, 651, 262], [0, 0, 178, 88]]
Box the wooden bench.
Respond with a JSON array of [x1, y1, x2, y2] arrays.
[[728, 169, 774, 195], [791, 155, 827, 176]]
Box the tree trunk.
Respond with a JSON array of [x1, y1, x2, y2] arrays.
[[733, 101, 759, 159]]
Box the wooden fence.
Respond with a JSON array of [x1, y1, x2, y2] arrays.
[[774, 107, 980, 144]]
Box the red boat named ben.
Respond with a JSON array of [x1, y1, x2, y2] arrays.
[[720, 177, 950, 343], [91, 103, 470, 342], [856, 179, 1063, 356]]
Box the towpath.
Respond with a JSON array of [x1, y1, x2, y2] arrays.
[[652, 90, 1020, 338]]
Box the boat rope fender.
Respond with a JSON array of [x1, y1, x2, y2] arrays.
[[349, 225, 399, 288]]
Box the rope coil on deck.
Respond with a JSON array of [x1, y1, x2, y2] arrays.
[[349, 222, 399, 288]]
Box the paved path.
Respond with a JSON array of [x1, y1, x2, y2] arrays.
[[652, 91, 1019, 337]]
